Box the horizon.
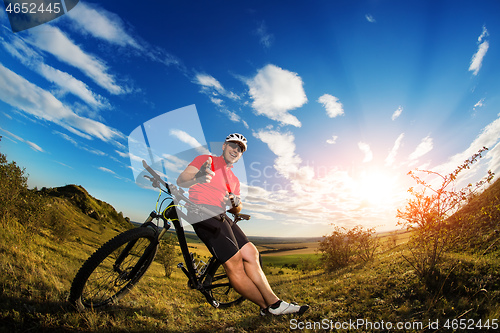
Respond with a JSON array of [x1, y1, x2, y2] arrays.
[[1, 1, 500, 237]]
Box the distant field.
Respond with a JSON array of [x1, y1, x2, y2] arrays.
[[257, 241, 320, 256], [261, 253, 320, 267], [180, 228, 411, 260]]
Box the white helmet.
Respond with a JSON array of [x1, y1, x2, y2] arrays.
[[225, 133, 247, 152]]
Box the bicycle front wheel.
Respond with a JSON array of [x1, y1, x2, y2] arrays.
[[69, 227, 158, 310], [203, 259, 245, 309]]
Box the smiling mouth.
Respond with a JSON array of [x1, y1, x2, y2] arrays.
[[230, 152, 238, 158]]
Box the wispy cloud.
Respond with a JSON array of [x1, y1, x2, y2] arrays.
[[409, 135, 433, 161], [161, 154, 189, 173], [169, 129, 211, 155], [385, 133, 405, 166], [365, 14, 376, 23], [98, 166, 117, 175], [318, 94, 344, 118], [433, 115, 500, 177], [473, 98, 485, 113], [326, 135, 338, 144], [193, 73, 246, 126], [254, 129, 307, 181], [469, 26, 489, 76], [65, 2, 179, 68], [0, 63, 123, 142], [195, 73, 239, 100], [358, 142, 373, 163], [39, 63, 110, 109], [66, 2, 141, 49], [25, 25, 125, 94], [255, 21, 274, 49], [247, 64, 307, 127], [1, 34, 109, 109], [0, 127, 44, 152], [392, 106, 403, 121]]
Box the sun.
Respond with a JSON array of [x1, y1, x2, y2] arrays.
[[353, 168, 401, 207]]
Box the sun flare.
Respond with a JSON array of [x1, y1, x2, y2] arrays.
[[353, 169, 401, 207]]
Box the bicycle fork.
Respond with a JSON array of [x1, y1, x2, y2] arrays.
[[113, 212, 164, 280]]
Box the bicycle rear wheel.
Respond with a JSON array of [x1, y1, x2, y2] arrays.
[[203, 259, 245, 309], [69, 227, 158, 310]]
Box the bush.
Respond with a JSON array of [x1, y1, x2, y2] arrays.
[[156, 234, 177, 278], [396, 147, 494, 285], [319, 225, 379, 272], [0, 138, 46, 229]]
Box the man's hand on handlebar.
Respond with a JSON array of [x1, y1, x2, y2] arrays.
[[226, 192, 242, 214]]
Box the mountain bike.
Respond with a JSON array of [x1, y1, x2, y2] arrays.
[[68, 160, 250, 310]]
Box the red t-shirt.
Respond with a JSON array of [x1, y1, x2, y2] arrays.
[[188, 155, 240, 209]]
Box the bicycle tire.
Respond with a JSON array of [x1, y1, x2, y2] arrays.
[[203, 259, 245, 309], [69, 227, 158, 311]]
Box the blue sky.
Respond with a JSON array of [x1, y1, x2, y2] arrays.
[[1, 0, 500, 237]]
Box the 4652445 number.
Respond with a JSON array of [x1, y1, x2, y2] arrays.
[[5, 2, 62, 14]]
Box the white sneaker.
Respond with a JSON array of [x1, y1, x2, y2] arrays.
[[268, 301, 309, 315]]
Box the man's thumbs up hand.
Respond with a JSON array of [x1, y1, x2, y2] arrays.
[[195, 156, 215, 183]]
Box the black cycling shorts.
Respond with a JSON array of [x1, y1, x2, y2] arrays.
[[190, 205, 249, 264]]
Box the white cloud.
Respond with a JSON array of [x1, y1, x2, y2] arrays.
[[195, 73, 239, 100], [192, 73, 247, 127], [0, 63, 122, 142], [385, 133, 405, 166], [196, 73, 225, 93], [326, 135, 338, 144], [250, 212, 275, 220], [392, 106, 403, 121], [478, 25, 489, 43], [98, 166, 117, 175], [160, 154, 189, 173], [469, 26, 489, 76], [256, 21, 274, 48], [358, 142, 373, 163], [433, 115, 500, 176], [66, 2, 141, 49], [38, 63, 109, 108], [254, 129, 305, 180], [365, 14, 376, 23], [247, 64, 307, 127], [318, 94, 344, 118], [66, 1, 179, 68], [473, 98, 485, 111], [169, 129, 211, 155], [0, 127, 44, 152], [26, 25, 124, 94], [409, 136, 433, 160], [1, 33, 109, 109]]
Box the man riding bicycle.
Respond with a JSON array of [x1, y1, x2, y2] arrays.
[[177, 133, 309, 316]]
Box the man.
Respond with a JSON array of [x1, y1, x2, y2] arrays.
[[177, 133, 309, 315]]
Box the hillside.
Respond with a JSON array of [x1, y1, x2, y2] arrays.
[[40, 184, 133, 232], [1, 148, 500, 332]]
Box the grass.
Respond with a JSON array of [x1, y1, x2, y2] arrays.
[[2, 214, 499, 332]]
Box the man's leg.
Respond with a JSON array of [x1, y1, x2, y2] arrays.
[[223, 251, 268, 308], [235, 242, 310, 315], [239, 242, 279, 306]]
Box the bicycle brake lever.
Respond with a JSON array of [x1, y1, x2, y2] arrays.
[[143, 175, 160, 189]]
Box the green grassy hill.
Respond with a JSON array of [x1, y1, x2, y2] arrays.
[[1, 149, 500, 332]]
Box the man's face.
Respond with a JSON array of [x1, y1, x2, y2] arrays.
[[222, 141, 244, 165]]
